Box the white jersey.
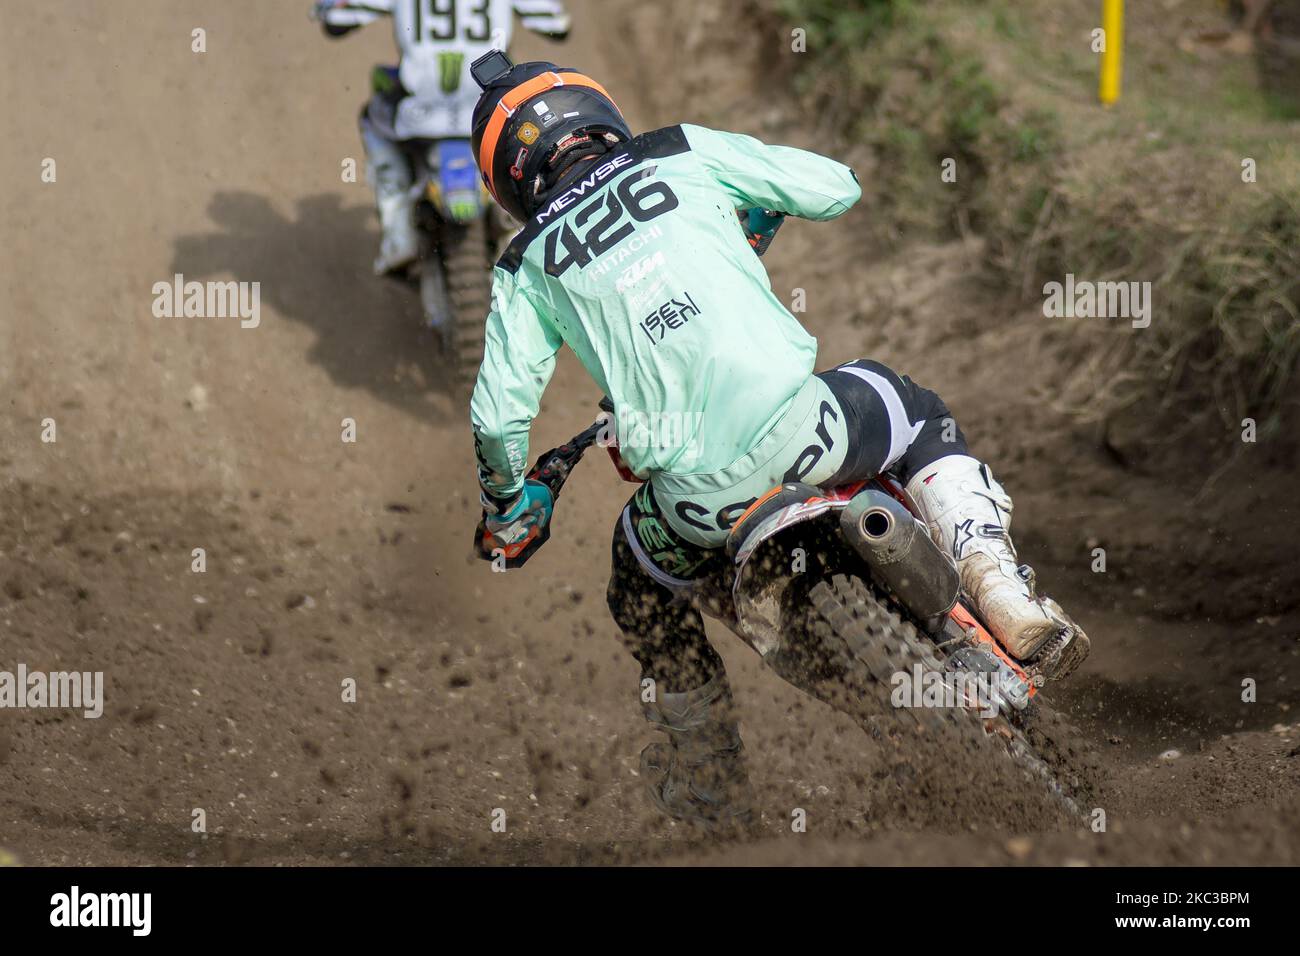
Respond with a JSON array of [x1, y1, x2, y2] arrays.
[[322, 0, 571, 139]]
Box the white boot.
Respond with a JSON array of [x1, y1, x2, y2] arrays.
[[372, 190, 419, 275], [905, 455, 1085, 666]]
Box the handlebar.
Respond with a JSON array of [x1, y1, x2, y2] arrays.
[[526, 416, 606, 500], [473, 402, 613, 568]]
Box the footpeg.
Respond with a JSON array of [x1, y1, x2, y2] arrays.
[[1022, 623, 1090, 684]]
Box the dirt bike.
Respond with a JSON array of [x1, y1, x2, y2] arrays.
[[402, 137, 500, 396], [305, 4, 500, 395], [472, 213, 1096, 817], [474, 406, 1097, 818]]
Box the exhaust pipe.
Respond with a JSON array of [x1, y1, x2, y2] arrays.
[[840, 489, 959, 621]]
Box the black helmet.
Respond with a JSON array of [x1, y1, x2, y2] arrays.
[[471, 57, 631, 222]]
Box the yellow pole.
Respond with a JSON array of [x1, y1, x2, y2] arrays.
[[1099, 0, 1124, 105]]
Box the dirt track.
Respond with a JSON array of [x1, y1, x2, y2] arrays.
[[1, 0, 1298, 866]]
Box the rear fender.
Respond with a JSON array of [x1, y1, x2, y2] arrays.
[[726, 482, 862, 657]]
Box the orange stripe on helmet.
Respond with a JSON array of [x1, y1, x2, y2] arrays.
[[477, 71, 619, 202]]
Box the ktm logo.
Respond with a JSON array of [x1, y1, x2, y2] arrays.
[[615, 252, 666, 293]]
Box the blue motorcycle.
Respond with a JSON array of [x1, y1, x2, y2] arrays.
[[361, 62, 502, 395], [405, 135, 500, 391]]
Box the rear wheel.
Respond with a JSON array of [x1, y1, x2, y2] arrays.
[[440, 216, 493, 400], [792, 573, 1088, 817]]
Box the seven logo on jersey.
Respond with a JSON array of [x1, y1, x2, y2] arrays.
[[639, 291, 702, 345]]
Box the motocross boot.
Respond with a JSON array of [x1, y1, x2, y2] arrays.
[[905, 455, 1091, 681], [640, 674, 756, 830], [372, 190, 419, 276], [361, 113, 419, 276]]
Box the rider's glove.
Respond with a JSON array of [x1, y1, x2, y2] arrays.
[[739, 208, 785, 257], [482, 480, 554, 548], [309, 1, 340, 22]]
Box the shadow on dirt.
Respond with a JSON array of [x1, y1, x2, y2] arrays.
[[169, 191, 461, 423]]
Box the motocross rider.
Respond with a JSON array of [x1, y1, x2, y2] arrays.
[[467, 56, 1092, 828], [312, 0, 571, 275]]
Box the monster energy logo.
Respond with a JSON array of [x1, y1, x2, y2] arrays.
[[438, 52, 464, 94]]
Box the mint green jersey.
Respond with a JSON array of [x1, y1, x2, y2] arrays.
[[470, 124, 861, 524]]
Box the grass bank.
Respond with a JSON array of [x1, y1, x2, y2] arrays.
[[768, 0, 1299, 437]]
